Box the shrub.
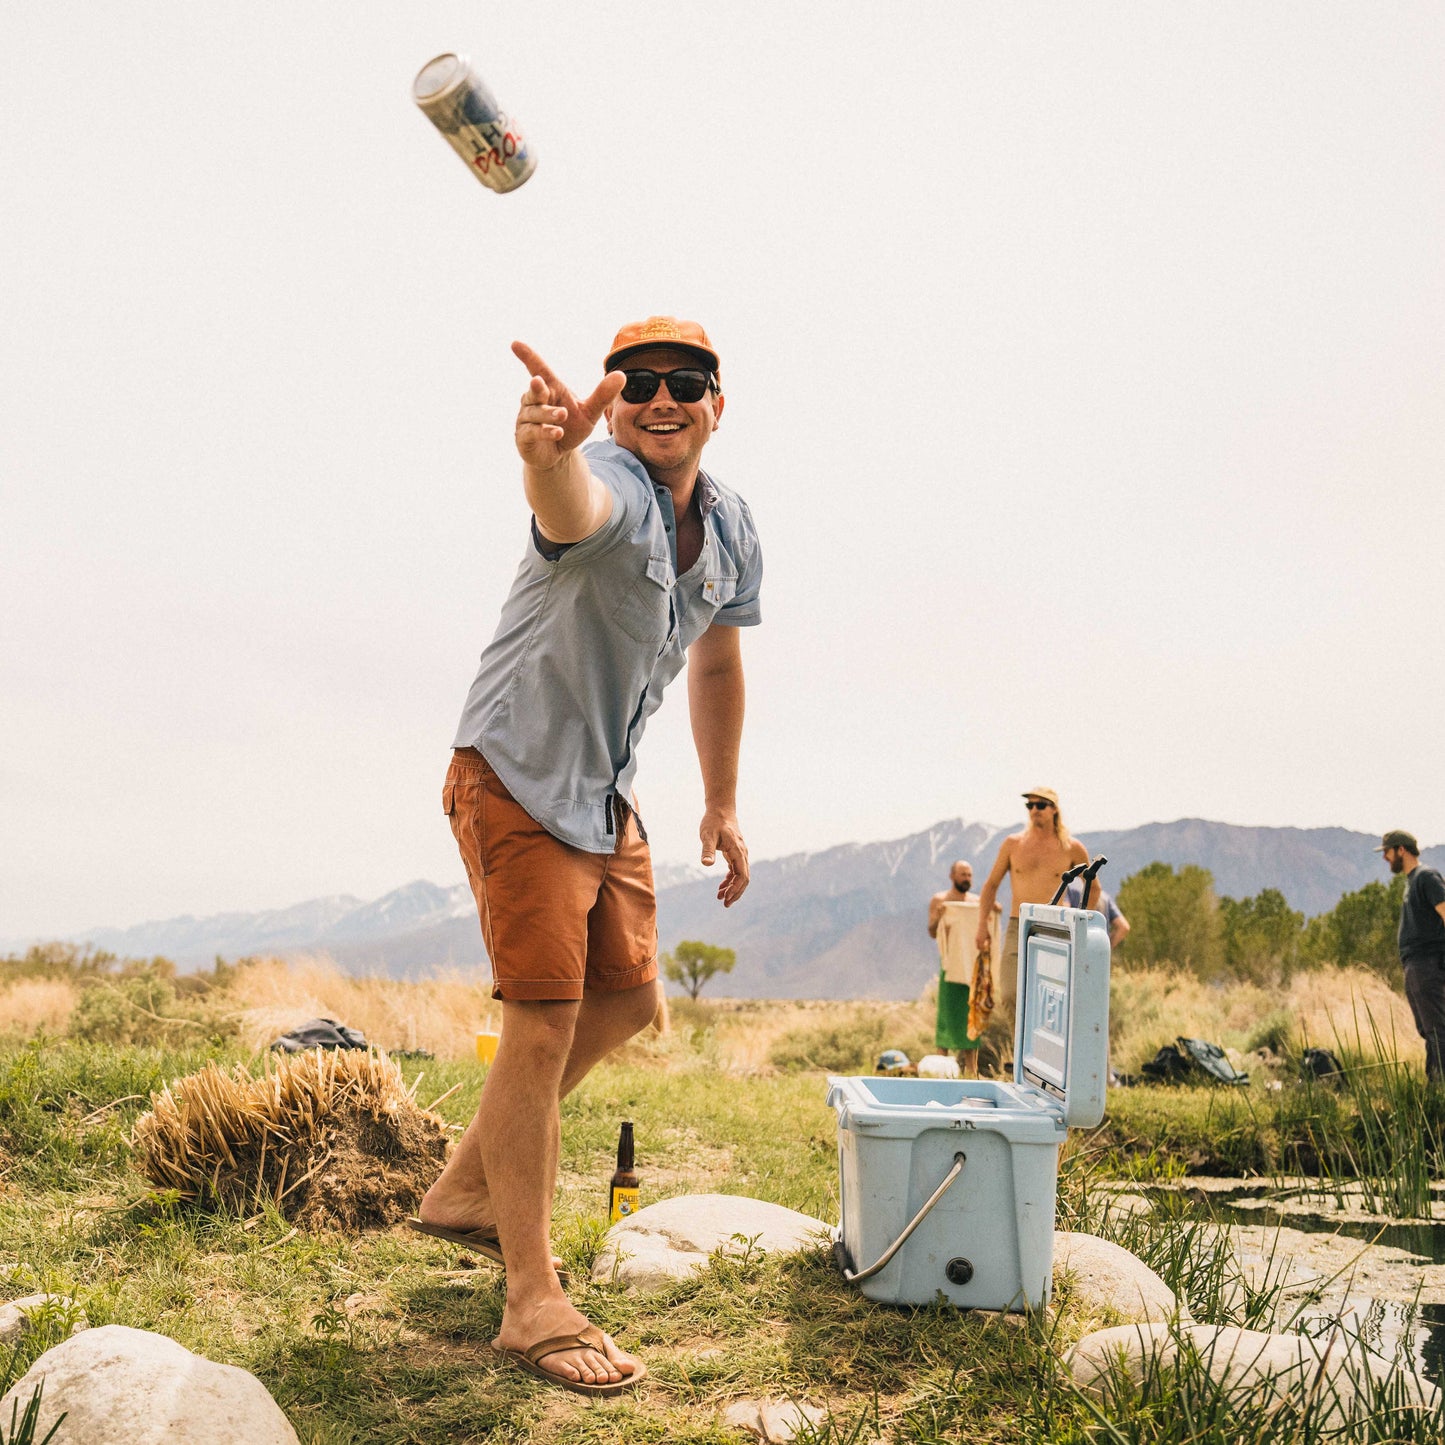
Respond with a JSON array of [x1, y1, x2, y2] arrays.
[[1301, 875, 1407, 976], [1244, 1010, 1296, 1056], [769, 1010, 890, 1072], [70, 965, 238, 1048], [1219, 888, 1305, 983], [1116, 863, 1225, 977]]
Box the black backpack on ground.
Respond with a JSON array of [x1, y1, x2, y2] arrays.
[[1139, 1042, 1193, 1083], [270, 1017, 369, 1052], [1301, 1046, 1345, 1081], [1139, 1036, 1249, 1086]]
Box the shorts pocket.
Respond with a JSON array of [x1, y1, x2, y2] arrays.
[[613, 554, 675, 646], [442, 781, 456, 815]]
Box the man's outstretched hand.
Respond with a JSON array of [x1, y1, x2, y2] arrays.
[[700, 807, 750, 907], [512, 341, 625, 470]]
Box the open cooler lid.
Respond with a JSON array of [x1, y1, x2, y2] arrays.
[[1014, 903, 1111, 1128]]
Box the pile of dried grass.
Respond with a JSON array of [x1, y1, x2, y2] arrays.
[[131, 1048, 450, 1230]]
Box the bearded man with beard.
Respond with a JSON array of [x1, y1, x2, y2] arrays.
[[1378, 829, 1445, 1080]]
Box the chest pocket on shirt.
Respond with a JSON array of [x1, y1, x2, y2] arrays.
[[701, 565, 738, 613], [613, 554, 676, 647]]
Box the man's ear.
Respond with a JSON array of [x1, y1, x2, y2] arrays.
[[604, 402, 614, 436], [710, 392, 725, 432]]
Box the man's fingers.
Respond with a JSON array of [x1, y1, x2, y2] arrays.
[[512, 342, 565, 395], [580, 370, 626, 421], [518, 400, 568, 425], [716, 832, 749, 906]]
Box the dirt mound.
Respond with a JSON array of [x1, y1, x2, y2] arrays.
[[131, 1049, 448, 1230]]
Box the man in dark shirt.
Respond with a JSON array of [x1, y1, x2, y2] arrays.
[[1378, 829, 1445, 1079]]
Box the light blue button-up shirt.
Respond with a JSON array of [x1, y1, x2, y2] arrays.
[[453, 439, 762, 853]]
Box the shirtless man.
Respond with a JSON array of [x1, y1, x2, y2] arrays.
[[975, 789, 1091, 1053], [928, 860, 1001, 1075], [928, 860, 976, 940]]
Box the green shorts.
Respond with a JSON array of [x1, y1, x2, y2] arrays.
[[935, 971, 979, 1050]]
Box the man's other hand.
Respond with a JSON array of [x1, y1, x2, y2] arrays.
[[700, 808, 749, 907]]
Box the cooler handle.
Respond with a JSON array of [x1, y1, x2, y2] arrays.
[[840, 1152, 966, 1284]]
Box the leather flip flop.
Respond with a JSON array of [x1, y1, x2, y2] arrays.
[[493, 1324, 647, 1397], [405, 1218, 571, 1285]]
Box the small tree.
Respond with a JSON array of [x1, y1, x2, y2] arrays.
[[662, 939, 737, 1000], [1115, 862, 1225, 976], [1219, 888, 1305, 982], [1301, 875, 1406, 977]]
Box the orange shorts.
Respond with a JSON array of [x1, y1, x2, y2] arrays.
[[443, 749, 659, 1001]]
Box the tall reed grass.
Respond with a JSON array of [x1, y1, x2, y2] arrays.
[[1279, 1001, 1445, 1218], [1109, 964, 1420, 1077]]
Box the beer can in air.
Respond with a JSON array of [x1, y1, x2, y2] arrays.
[[412, 53, 536, 194]]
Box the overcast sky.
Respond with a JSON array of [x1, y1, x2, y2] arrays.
[[3, 4, 1442, 940]]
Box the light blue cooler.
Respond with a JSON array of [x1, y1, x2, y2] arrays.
[[827, 902, 1109, 1311]]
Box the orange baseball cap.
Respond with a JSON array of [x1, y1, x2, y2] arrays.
[[604, 316, 720, 378]]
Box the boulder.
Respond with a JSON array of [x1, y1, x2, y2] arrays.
[[1066, 1322, 1439, 1424], [0, 1295, 87, 1347], [721, 1397, 827, 1441], [593, 1194, 831, 1290], [0, 1325, 298, 1444], [1053, 1233, 1182, 1323]]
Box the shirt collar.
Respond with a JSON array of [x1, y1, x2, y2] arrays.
[[696, 469, 720, 517], [649, 468, 720, 519]]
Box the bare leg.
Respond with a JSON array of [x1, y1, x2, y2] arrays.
[[420, 984, 657, 1384], [420, 984, 658, 1232], [957, 1048, 979, 1079]]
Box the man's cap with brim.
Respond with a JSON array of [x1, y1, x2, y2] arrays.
[[1375, 829, 1420, 853], [1022, 787, 1060, 806], [605, 316, 720, 378]]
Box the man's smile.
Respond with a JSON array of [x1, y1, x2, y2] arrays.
[[641, 422, 684, 433]]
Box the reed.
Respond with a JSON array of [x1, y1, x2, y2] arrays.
[[1058, 1150, 1292, 1330], [1029, 1315, 1445, 1445], [1280, 1001, 1445, 1218]]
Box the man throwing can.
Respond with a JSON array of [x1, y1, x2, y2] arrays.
[[416, 317, 762, 1394]]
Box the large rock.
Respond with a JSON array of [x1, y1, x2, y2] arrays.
[[1053, 1233, 1182, 1323], [593, 1194, 831, 1290], [1066, 1322, 1439, 1423], [0, 1325, 298, 1444], [0, 1295, 88, 1347]]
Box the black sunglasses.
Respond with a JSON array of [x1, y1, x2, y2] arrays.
[[1025, 800, 1053, 811], [619, 368, 718, 405]]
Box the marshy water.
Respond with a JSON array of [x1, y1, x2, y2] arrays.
[[1149, 1179, 1445, 1383]]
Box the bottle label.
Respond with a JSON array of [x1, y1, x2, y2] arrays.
[[610, 1187, 641, 1224]]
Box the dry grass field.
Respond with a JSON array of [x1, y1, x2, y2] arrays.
[[0, 952, 1419, 1073], [3, 953, 1442, 1442]]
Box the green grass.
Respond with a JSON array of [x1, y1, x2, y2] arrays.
[[1081, 1062, 1445, 1221], [2, 1039, 1441, 1443]]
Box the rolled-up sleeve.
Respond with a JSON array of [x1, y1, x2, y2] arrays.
[[714, 499, 762, 627]]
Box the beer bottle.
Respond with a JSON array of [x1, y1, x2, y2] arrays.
[[608, 1121, 641, 1223]]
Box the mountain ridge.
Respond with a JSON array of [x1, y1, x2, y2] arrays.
[[17, 818, 1441, 1000]]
